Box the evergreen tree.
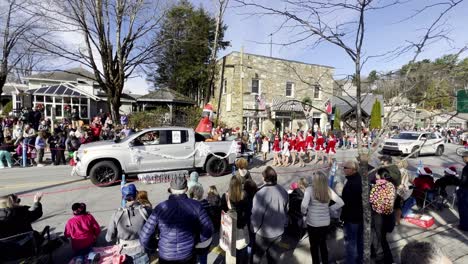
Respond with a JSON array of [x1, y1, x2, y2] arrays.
[[370, 100, 382, 129], [148, 0, 229, 104], [333, 108, 341, 130]]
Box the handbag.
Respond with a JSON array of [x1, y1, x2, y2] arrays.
[[235, 226, 249, 250]]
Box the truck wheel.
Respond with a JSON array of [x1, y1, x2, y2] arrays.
[[435, 145, 444, 156], [411, 147, 420, 158], [89, 161, 120, 186], [206, 156, 228, 177]]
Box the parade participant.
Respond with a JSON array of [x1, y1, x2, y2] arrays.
[[296, 131, 306, 167], [251, 167, 288, 264], [106, 184, 151, 262], [305, 129, 314, 162], [65, 203, 101, 259], [458, 151, 468, 231], [325, 133, 337, 166], [195, 103, 215, 138], [140, 176, 214, 264], [314, 132, 325, 164], [289, 134, 297, 166], [261, 135, 270, 162], [281, 134, 290, 167], [302, 171, 344, 264], [272, 131, 282, 166]]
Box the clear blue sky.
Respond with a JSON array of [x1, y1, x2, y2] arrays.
[[194, 0, 468, 78]]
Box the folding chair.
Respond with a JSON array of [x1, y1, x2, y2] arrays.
[[444, 185, 458, 209], [412, 187, 441, 213], [0, 231, 38, 262], [11, 152, 22, 167]]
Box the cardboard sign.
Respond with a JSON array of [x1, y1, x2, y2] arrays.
[[172, 131, 181, 144], [220, 210, 237, 254]]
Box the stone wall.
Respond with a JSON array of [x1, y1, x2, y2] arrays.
[[213, 52, 334, 133]]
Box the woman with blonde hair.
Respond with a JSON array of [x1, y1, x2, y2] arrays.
[[397, 160, 415, 221], [301, 171, 344, 264], [221, 176, 249, 263]]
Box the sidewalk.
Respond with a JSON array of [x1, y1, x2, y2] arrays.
[[275, 206, 468, 264]]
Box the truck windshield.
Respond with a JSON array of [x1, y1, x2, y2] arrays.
[[392, 133, 420, 140]]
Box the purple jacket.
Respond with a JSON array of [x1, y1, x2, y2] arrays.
[[139, 194, 213, 261]]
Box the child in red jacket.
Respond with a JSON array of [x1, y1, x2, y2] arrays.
[[65, 203, 101, 258]]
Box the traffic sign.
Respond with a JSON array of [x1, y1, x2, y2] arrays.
[[457, 90, 468, 113]]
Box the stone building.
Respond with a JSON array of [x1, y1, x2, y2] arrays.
[[212, 51, 334, 133]]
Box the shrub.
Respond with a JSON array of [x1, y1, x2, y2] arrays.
[[2, 101, 13, 116]]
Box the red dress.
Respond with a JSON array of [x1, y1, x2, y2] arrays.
[[272, 135, 281, 153], [326, 137, 336, 154], [315, 135, 325, 151], [296, 134, 305, 153], [305, 133, 314, 150], [289, 138, 297, 152]]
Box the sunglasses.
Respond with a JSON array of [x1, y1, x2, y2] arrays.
[[343, 167, 352, 169]]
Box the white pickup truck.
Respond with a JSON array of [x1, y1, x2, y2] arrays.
[[72, 127, 238, 186], [382, 131, 445, 158]]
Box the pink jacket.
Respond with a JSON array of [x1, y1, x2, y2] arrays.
[[64, 214, 101, 252]]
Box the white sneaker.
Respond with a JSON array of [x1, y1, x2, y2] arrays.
[[37, 164, 45, 167]]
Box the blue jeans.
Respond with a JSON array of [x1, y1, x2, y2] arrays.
[[401, 197, 416, 217], [344, 223, 363, 264]]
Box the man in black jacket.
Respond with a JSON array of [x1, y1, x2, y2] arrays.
[[458, 151, 468, 231], [341, 160, 363, 264]]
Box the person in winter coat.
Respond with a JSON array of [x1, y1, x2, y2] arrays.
[[205, 185, 222, 231], [251, 166, 288, 264], [435, 166, 460, 198], [106, 184, 151, 262], [139, 176, 214, 264], [370, 168, 397, 264], [55, 132, 67, 165], [189, 185, 211, 264], [64, 203, 101, 258], [341, 160, 364, 264], [302, 171, 344, 264], [35, 131, 46, 166], [0, 192, 43, 239], [235, 158, 252, 183], [188, 171, 203, 191], [458, 151, 468, 231], [288, 178, 308, 239]]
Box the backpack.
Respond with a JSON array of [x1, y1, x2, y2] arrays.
[[116, 204, 149, 225], [369, 179, 395, 215]]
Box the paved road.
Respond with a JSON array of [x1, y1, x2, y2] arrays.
[[0, 143, 466, 263]]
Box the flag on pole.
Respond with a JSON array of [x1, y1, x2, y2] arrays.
[[325, 99, 332, 114]]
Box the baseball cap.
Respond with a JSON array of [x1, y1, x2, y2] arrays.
[[122, 184, 137, 199]]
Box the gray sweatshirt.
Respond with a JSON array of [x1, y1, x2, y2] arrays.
[[106, 202, 151, 243], [301, 186, 344, 227], [251, 183, 289, 238]]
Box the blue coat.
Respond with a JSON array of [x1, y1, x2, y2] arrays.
[[139, 194, 213, 261]]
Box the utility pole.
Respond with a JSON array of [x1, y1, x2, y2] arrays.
[[240, 46, 244, 129]]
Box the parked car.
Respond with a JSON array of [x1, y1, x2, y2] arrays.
[[382, 131, 444, 158], [72, 127, 239, 186]]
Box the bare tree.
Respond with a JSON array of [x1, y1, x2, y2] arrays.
[[33, 0, 164, 120], [235, 0, 465, 262], [206, 0, 230, 104], [0, 0, 47, 99]]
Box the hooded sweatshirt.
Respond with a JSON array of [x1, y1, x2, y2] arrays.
[[188, 172, 202, 190], [106, 201, 151, 255], [64, 213, 101, 251]]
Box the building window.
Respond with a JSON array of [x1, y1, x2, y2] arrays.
[[251, 79, 259, 94], [286, 82, 294, 97], [222, 79, 227, 94], [313, 85, 320, 99]]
